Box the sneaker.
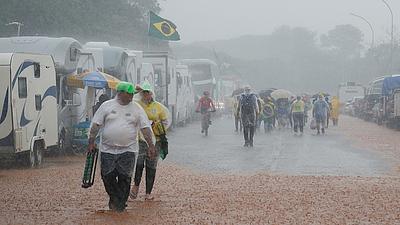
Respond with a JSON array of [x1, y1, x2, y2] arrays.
[[201, 129, 204, 133], [209, 121, 212, 125], [322, 128, 325, 134], [243, 142, 248, 147], [249, 142, 253, 147]]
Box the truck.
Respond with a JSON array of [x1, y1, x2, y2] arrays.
[[337, 82, 365, 106], [0, 53, 58, 167], [381, 75, 400, 129]]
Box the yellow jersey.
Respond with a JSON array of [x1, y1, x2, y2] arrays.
[[137, 100, 169, 139]]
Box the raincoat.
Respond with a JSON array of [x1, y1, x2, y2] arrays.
[[330, 97, 340, 120]]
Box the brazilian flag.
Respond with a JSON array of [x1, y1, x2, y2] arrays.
[[148, 11, 180, 41]]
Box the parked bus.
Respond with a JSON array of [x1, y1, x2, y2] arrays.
[[180, 59, 218, 100]]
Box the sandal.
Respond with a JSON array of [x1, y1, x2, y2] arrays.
[[145, 194, 154, 201]]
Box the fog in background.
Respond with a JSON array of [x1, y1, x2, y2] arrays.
[[162, 0, 400, 94], [161, 0, 399, 44]]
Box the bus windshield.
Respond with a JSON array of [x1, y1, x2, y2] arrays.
[[189, 64, 212, 81]]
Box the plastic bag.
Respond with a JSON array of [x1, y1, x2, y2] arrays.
[[310, 118, 317, 130]]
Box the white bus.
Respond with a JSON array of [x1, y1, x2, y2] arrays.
[[180, 59, 218, 100]]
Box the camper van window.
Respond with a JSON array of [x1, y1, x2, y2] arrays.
[[70, 48, 78, 62], [18, 77, 27, 98], [35, 95, 42, 111], [137, 68, 141, 83], [155, 69, 162, 86], [177, 72, 182, 88], [34, 63, 40, 78]]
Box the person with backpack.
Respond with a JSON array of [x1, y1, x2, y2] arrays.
[[261, 96, 275, 133], [237, 85, 259, 147]]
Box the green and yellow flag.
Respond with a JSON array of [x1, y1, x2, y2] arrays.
[[148, 11, 180, 41]]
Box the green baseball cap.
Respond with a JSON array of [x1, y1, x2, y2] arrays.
[[116, 81, 135, 94]]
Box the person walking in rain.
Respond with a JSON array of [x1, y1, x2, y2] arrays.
[[237, 85, 259, 147], [291, 96, 305, 134], [130, 81, 170, 201], [233, 95, 242, 132], [312, 94, 330, 135], [88, 82, 155, 212], [330, 96, 340, 126]]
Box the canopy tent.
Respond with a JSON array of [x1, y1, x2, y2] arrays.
[[271, 89, 294, 100], [66, 71, 120, 90]]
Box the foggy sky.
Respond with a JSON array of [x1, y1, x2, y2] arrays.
[[161, 0, 399, 44]]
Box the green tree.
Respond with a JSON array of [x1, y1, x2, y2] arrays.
[[321, 24, 364, 59], [0, 0, 166, 49]]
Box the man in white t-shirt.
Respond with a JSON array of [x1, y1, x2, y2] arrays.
[[88, 81, 155, 212]]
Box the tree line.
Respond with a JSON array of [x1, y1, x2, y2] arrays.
[[175, 24, 400, 94], [0, 0, 166, 50]]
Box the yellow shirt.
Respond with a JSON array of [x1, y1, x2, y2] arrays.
[[291, 100, 305, 113], [137, 100, 169, 140]]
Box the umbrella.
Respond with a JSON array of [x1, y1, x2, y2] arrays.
[[271, 89, 294, 100], [66, 71, 121, 90], [259, 88, 276, 98], [231, 88, 244, 97], [312, 92, 330, 99]]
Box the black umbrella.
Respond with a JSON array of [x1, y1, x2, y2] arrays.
[[312, 92, 330, 98], [259, 88, 276, 98], [231, 88, 244, 97]]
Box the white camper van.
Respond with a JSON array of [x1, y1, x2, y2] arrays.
[[84, 42, 138, 83], [143, 52, 178, 126], [0, 53, 57, 167], [0, 37, 82, 154], [176, 65, 195, 125]]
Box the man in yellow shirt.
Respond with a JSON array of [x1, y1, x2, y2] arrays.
[[130, 81, 170, 201], [291, 96, 305, 134]]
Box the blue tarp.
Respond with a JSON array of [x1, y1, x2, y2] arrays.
[[382, 76, 400, 96]]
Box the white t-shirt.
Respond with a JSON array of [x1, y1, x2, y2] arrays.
[[91, 99, 151, 154]]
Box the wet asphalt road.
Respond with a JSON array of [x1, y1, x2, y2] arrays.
[[167, 116, 391, 176]]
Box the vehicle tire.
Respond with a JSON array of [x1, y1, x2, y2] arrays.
[[26, 148, 36, 168], [34, 142, 43, 167]]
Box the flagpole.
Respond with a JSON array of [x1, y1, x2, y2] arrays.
[[147, 11, 151, 51]]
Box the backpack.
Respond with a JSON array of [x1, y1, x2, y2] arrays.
[[263, 104, 274, 118], [241, 94, 255, 113]]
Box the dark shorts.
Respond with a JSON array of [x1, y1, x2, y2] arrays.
[[315, 114, 326, 124], [241, 112, 256, 127], [100, 151, 136, 177]]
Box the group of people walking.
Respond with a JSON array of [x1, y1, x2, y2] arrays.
[[86, 80, 341, 212], [88, 81, 169, 212], [232, 87, 341, 147]]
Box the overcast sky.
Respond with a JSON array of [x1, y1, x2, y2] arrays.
[[160, 0, 399, 44]]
